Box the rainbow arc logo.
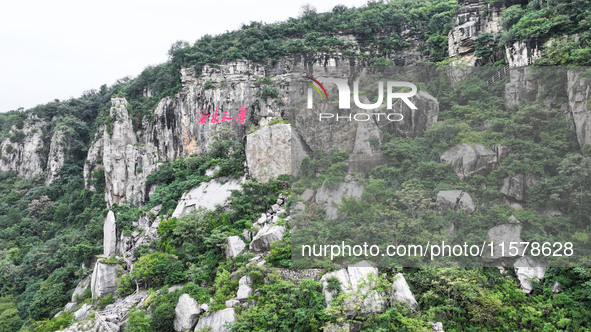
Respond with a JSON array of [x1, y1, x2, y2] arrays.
[[304, 76, 328, 101]]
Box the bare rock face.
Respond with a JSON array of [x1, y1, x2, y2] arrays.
[[514, 256, 546, 294], [487, 224, 523, 259], [194, 308, 236, 332], [436, 190, 475, 214], [504, 68, 540, 109], [103, 211, 117, 257], [173, 294, 201, 332], [172, 178, 243, 218], [500, 174, 539, 202], [320, 261, 385, 315], [73, 303, 91, 321], [391, 273, 418, 309], [378, 91, 439, 138], [225, 236, 246, 259], [245, 123, 309, 183], [45, 129, 67, 185], [448, 0, 486, 60], [90, 260, 118, 299], [315, 182, 364, 219], [567, 70, 591, 147], [505, 39, 542, 68], [440, 143, 497, 179], [249, 224, 286, 252], [0, 114, 46, 179]]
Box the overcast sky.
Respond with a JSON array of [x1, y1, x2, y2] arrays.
[[0, 0, 369, 113]]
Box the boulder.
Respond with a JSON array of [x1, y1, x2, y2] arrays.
[[436, 190, 475, 214], [391, 273, 418, 309], [249, 225, 286, 252], [103, 211, 117, 256], [194, 308, 236, 332], [487, 224, 524, 259], [301, 189, 316, 202], [514, 256, 546, 294], [431, 321, 445, 332], [315, 182, 364, 219], [500, 174, 539, 202], [552, 281, 562, 293], [236, 275, 253, 301], [90, 260, 118, 299], [174, 294, 201, 332], [245, 124, 308, 183], [320, 261, 385, 315], [225, 299, 240, 308], [172, 178, 243, 218], [225, 236, 245, 259], [440, 143, 497, 179]]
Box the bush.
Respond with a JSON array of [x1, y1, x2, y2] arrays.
[[118, 274, 136, 298]]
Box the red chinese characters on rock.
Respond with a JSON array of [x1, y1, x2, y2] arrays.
[[198, 105, 247, 124]]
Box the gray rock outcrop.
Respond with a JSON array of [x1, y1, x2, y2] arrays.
[[440, 143, 498, 179], [245, 123, 308, 182], [0, 114, 46, 179], [567, 70, 591, 147], [500, 174, 538, 202], [45, 129, 67, 185], [391, 273, 418, 309], [90, 260, 118, 299], [71, 275, 91, 302], [194, 308, 236, 332], [249, 224, 286, 252], [514, 256, 546, 294], [225, 236, 246, 259], [172, 178, 243, 218], [236, 275, 253, 301], [174, 293, 202, 332], [381, 91, 439, 138], [487, 224, 524, 259], [436, 190, 475, 214], [103, 211, 117, 256], [320, 261, 385, 315], [315, 182, 364, 219], [73, 303, 91, 321]]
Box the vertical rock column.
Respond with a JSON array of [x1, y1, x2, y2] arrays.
[[91, 211, 119, 299]]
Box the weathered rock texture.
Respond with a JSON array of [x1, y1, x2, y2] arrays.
[[174, 293, 202, 332], [103, 211, 117, 256], [245, 123, 308, 182], [249, 224, 286, 252], [172, 178, 243, 218], [440, 143, 498, 179], [315, 182, 364, 219], [45, 129, 67, 185], [436, 190, 475, 214], [226, 236, 246, 259], [514, 256, 546, 293], [392, 273, 418, 309], [194, 308, 236, 332], [487, 223, 524, 259], [500, 174, 539, 202], [567, 70, 591, 147], [320, 261, 385, 315], [90, 260, 118, 299], [0, 114, 46, 178]]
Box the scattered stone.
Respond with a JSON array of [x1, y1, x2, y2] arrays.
[[431, 321, 445, 332]]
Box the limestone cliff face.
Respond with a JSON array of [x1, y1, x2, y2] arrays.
[[45, 129, 67, 185], [567, 71, 591, 147], [0, 114, 46, 179]]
